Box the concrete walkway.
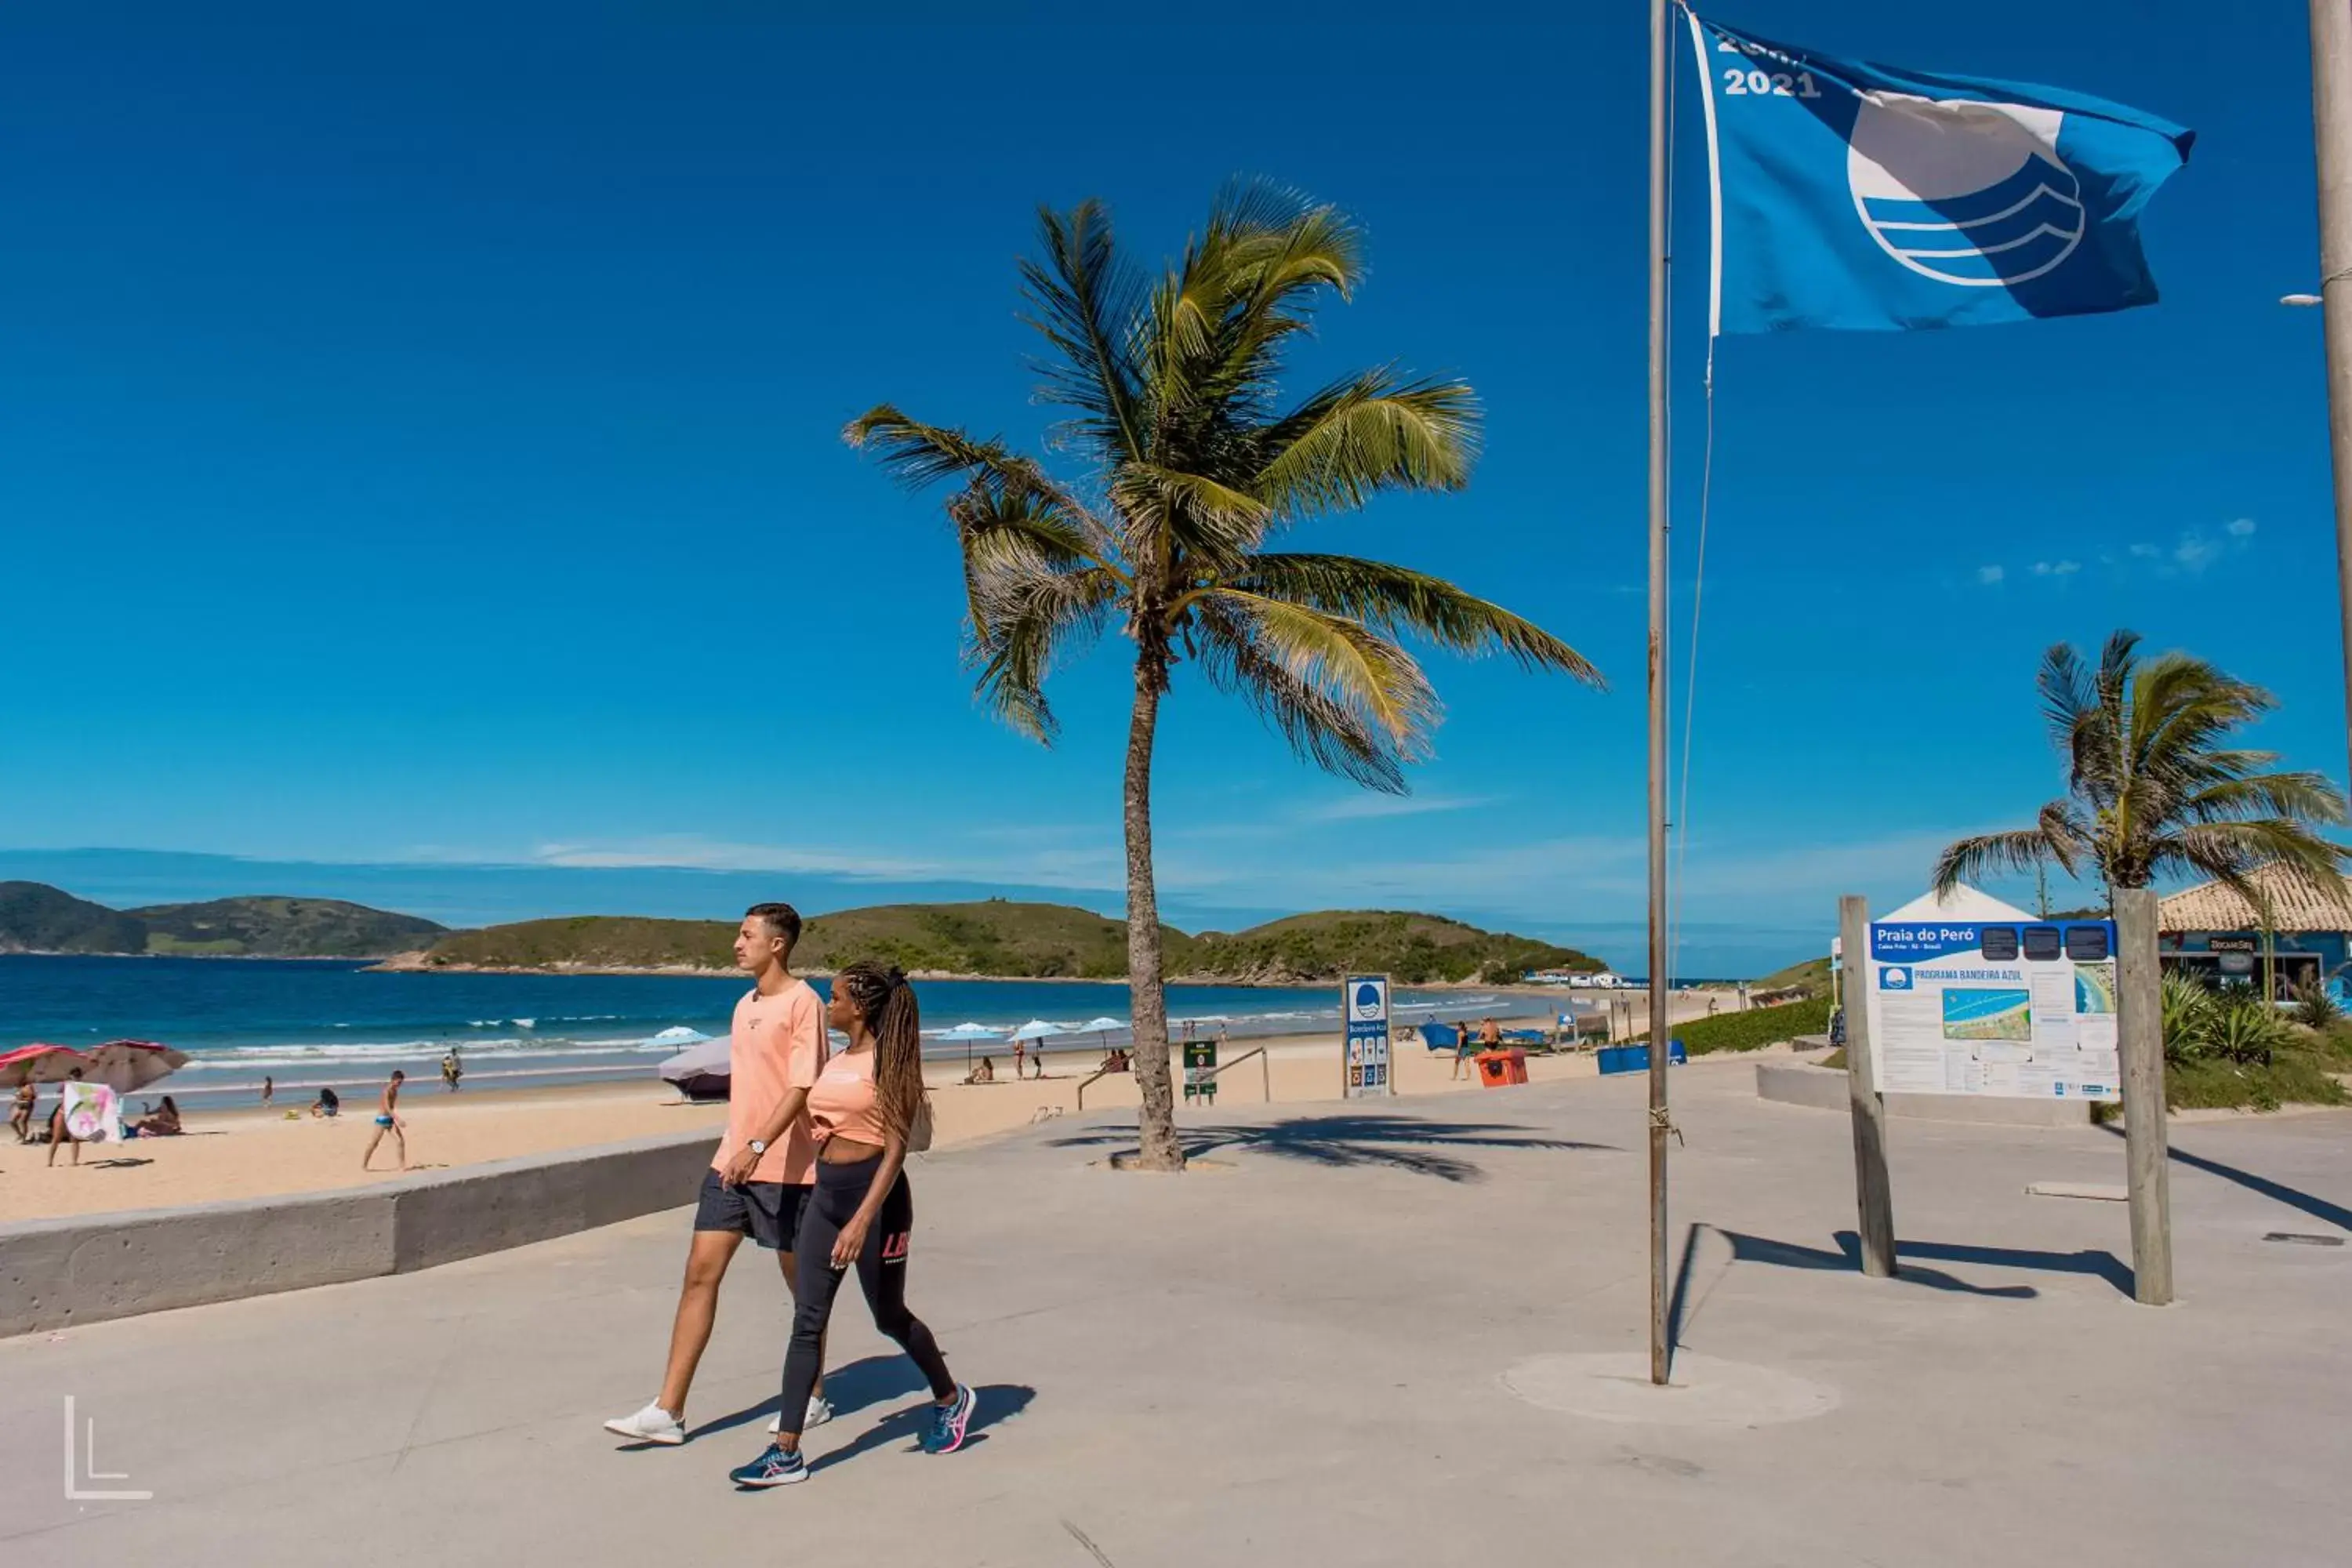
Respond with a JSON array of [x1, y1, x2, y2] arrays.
[[5, 1059, 2350, 1566]]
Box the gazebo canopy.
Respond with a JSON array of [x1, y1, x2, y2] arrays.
[[2158, 863, 2352, 935]]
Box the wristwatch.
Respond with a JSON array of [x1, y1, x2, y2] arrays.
[[747, 1139, 768, 1156]]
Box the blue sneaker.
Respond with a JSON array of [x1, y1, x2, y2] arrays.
[[728, 1443, 808, 1488], [923, 1385, 975, 1455]]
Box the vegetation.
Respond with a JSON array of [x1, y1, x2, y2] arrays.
[[0, 881, 442, 958], [1933, 630, 2347, 904], [0, 881, 150, 953], [1182, 911, 1598, 985], [1631, 996, 1831, 1055], [2160, 971, 2348, 1111], [1751, 954, 1831, 998], [132, 897, 445, 957], [845, 187, 1599, 1168], [402, 899, 1592, 983]]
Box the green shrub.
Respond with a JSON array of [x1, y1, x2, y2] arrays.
[[2291, 979, 2343, 1032], [2161, 971, 2219, 1065], [2168, 1046, 2346, 1112], [1632, 995, 1831, 1055]]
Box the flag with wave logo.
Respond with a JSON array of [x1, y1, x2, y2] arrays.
[[1685, 12, 2194, 333]]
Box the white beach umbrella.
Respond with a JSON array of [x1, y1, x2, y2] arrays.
[[1008, 1019, 1073, 1042], [658, 1036, 732, 1102], [936, 1021, 1000, 1071]]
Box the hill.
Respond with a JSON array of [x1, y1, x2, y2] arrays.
[[130, 897, 447, 958], [408, 916, 738, 971], [1752, 954, 1831, 998], [0, 881, 149, 954], [399, 901, 1599, 983], [1183, 910, 1602, 985]]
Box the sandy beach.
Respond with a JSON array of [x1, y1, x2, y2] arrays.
[[0, 992, 1736, 1224]]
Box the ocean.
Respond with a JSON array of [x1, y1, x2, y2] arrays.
[[0, 954, 1534, 1102]]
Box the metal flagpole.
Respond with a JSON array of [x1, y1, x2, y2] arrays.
[[2308, 0, 2352, 789], [1645, 0, 1674, 1388]]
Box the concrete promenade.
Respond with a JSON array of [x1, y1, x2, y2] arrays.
[[4, 1059, 2349, 1566]]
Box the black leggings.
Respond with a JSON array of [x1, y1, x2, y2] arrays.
[[778, 1155, 953, 1435]]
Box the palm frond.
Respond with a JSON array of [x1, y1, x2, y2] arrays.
[[1019, 200, 1148, 463], [965, 563, 1125, 744], [2180, 771, 2349, 828], [1933, 828, 2062, 895], [1210, 589, 1438, 752], [1250, 372, 1480, 521], [1192, 599, 1406, 791], [1220, 554, 1602, 688]]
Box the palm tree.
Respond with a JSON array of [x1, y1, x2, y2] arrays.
[[845, 187, 1600, 1168], [1933, 630, 2346, 902]]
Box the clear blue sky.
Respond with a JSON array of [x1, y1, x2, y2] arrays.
[[1, 1, 2340, 975]]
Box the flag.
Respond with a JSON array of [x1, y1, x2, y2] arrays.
[[1685, 12, 2194, 334]]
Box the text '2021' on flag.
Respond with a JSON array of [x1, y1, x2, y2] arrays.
[[1684, 9, 2194, 334]]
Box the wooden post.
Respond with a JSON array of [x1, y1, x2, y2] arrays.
[[1838, 895, 1896, 1278], [2114, 887, 2174, 1305]]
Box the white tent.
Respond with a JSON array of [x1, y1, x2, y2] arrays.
[[1875, 882, 2035, 924]]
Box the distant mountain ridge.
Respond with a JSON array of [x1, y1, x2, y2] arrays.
[[397, 899, 1606, 983], [0, 881, 446, 959]]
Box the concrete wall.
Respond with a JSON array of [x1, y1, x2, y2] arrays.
[[0, 1129, 717, 1338], [1755, 1062, 2094, 1127]]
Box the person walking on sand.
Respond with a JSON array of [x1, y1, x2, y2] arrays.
[[46, 1069, 87, 1167], [1011, 1036, 1026, 1081], [607, 904, 833, 1448], [10, 1080, 34, 1143], [260, 1075, 274, 1109], [361, 1070, 408, 1171], [1450, 1020, 1475, 1080], [441, 1051, 463, 1092], [731, 960, 974, 1488]]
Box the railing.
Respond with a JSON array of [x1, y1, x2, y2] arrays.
[[1073, 1044, 1272, 1111]]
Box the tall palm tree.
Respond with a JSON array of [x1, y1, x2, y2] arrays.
[[846, 187, 1600, 1168], [1933, 630, 2346, 901]]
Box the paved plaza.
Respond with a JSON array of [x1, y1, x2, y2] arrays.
[[5, 1058, 2350, 1566]]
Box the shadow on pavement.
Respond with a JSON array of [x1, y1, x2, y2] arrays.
[[807, 1382, 1035, 1473], [686, 1355, 931, 1443], [1048, 1114, 1617, 1184], [2099, 1123, 2352, 1233]]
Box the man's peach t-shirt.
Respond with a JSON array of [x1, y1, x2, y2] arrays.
[[713, 978, 827, 1185]]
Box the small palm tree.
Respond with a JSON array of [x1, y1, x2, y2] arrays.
[[847, 187, 1600, 1168], [1933, 630, 2347, 902]]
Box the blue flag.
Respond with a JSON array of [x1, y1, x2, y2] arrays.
[[1686, 12, 2194, 333]]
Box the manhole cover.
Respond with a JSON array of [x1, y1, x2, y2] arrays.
[[1502, 1352, 1838, 1428]]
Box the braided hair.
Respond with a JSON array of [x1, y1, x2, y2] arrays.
[[832, 960, 928, 1142]]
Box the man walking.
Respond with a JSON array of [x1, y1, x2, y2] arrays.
[[607, 903, 831, 1446], [361, 1069, 408, 1171]]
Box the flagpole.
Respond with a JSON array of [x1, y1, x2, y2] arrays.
[[2308, 0, 2352, 793], [1645, 0, 1674, 1388]]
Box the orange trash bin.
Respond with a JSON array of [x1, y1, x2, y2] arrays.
[[1476, 1050, 1528, 1088]]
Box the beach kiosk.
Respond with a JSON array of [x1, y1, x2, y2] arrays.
[[2158, 863, 2352, 1001]]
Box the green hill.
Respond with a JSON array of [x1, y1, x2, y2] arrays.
[[0, 881, 149, 954], [1752, 954, 1831, 997], [412, 916, 738, 971], [402, 901, 1595, 983], [130, 897, 446, 958], [797, 901, 1196, 980], [1185, 910, 1602, 985]]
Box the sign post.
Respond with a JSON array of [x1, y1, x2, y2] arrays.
[[1838, 895, 1896, 1277], [1342, 975, 1393, 1098], [1182, 1032, 1218, 1105]]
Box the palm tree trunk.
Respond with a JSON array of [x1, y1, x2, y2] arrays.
[[1122, 652, 1183, 1171]]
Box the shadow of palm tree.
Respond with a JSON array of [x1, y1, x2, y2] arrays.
[[1048, 1113, 1617, 1184]]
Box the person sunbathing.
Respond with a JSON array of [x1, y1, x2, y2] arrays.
[[963, 1057, 996, 1084], [130, 1096, 183, 1137]]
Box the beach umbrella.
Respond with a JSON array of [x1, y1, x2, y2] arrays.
[[80, 1040, 188, 1096], [937, 1021, 1000, 1073], [0, 1043, 90, 1089], [1008, 1019, 1073, 1042], [658, 1036, 732, 1102]]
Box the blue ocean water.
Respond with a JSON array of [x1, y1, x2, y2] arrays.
[[0, 955, 1517, 1102]]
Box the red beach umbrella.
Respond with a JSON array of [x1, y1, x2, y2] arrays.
[[0, 1043, 92, 1089]]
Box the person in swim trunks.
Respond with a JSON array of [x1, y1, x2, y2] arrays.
[[361, 1069, 407, 1171]]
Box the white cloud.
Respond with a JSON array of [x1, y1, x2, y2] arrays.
[[1298, 793, 1494, 823], [2226, 517, 2257, 538], [1976, 564, 2005, 586], [2031, 560, 2081, 577]]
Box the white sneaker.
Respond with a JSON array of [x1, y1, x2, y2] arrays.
[[604, 1401, 685, 1445], [768, 1396, 833, 1434]]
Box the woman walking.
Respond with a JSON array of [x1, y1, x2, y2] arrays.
[[731, 961, 973, 1487]]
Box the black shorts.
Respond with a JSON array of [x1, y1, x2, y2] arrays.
[[692, 1169, 811, 1251]]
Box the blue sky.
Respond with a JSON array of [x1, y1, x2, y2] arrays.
[[0, 1, 2342, 976]]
